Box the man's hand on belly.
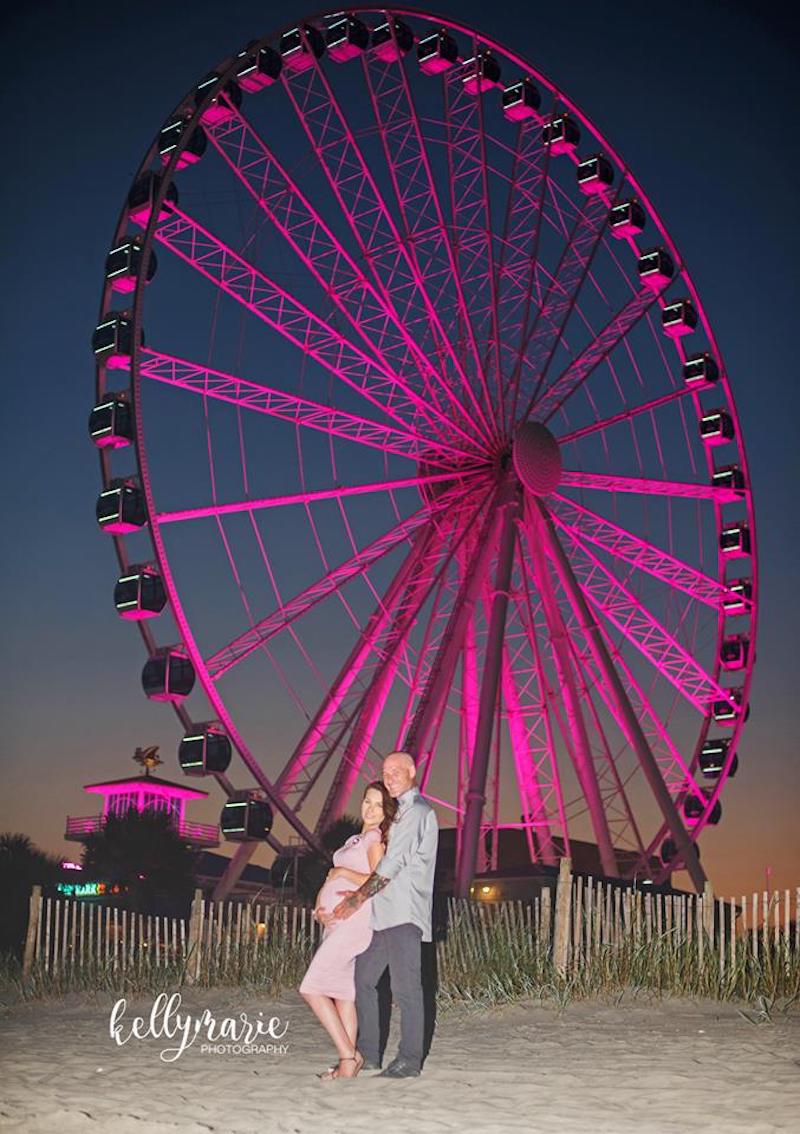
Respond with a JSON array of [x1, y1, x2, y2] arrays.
[[331, 871, 390, 919]]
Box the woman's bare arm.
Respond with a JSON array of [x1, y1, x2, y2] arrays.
[[329, 841, 384, 886], [367, 840, 385, 872]]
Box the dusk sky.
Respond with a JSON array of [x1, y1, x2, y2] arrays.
[[1, 0, 798, 899]]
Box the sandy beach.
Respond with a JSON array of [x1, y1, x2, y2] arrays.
[[1, 987, 798, 1134]]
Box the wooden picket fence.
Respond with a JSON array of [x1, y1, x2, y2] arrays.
[[21, 862, 799, 1000], [548, 860, 799, 976], [22, 887, 321, 983]]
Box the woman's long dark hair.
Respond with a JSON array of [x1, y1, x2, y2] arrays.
[[363, 780, 398, 846]]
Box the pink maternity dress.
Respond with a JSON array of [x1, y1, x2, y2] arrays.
[[298, 827, 381, 1001]]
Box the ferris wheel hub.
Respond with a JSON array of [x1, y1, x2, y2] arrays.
[[512, 421, 562, 495]]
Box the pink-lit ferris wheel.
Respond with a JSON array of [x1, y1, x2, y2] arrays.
[[91, 8, 756, 895]]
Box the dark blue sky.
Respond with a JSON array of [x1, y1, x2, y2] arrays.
[[1, 0, 798, 896]]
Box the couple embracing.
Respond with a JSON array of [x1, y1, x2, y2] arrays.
[[299, 751, 438, 1080]]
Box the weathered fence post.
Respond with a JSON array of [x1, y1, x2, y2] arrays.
[[185, 888, 204, 984], [703, 879, 712, 943], [22, 885, 42, 979], [540, 886, 552, 946], [553, 857, 572, 975]]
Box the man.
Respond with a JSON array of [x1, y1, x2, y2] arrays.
[[331, 751, 438, 1078]]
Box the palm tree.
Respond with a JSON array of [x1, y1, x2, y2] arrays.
[[82, 809, 198, 915], [0, 833, 63, 957]]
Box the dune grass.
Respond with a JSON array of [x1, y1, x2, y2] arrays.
[[5, 894, 797, 1020]]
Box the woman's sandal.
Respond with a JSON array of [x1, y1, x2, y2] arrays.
[[318, 1051, 364, 1081]]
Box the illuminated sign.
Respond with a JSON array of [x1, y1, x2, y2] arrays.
[[56, 881, 126, 898]]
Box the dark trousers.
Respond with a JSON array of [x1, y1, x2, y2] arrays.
[[355, 924, 423, 1069]]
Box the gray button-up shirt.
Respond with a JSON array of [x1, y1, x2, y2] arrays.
[[372, 786, 438, 942]]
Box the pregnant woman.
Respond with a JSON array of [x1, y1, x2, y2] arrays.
[[299, 780, 397, 1080]]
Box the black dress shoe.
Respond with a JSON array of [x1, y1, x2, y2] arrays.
[[379, 1057, 421, 1078]]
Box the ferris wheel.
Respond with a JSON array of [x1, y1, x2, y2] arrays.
[[91, 8, 756, 896]]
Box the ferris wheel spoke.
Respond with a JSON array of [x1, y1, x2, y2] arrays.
[[556, 385, 699, 445], [275, 523, 441, 807], [203, 103, 475, 438], [455, 493, 521, 893], [501, 637, 559, 865], [440, 40, 506, 432], [360, 35, 499, 443], [564, 602, 707, 879], [516, 569, 573, 856], [529, 498, 706, 889], [416, 683, 454, 800], [395, 552, 459, 747], [559, 469, 748, 504], [318, 642, 408, 830], [532, 284, 670, 424], [139, 348, 475, 467], [146, 206, 481, 449], [156, 469, 482, 525], [495, 116, 554, 428], [511, 181, 620, 424], [403, 579, 465, 799], [284, 486, 492, 820], [280, 40, 495, 448], [405, 478, 512, 757], [562, 627, 649, 861], [551, 515, 727, 711], [206, 505, 436, 680], [522, 503, 620, 875], [456, 591, 479, 815], [565, 602, 703, 804], [548, 495, 746, 610], [317, 499, 479, 827]]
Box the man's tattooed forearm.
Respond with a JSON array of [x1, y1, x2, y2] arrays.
[[357, 872, 391, 900]]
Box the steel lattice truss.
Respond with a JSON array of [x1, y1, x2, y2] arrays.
[[92, 7, 757, 892]]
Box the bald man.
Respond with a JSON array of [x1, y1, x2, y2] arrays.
[[331, 751, 438, 1077]]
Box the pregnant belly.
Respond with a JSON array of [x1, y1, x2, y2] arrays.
[[318, 877, 359, 914]]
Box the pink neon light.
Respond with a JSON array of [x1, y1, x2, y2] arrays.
[[156, 471, 481, 525], [362, 45, 499, 440], [524, 503, 618, 875], [94, 8, 756, 888], [145, 206, 482, 450], [84, 779, 206, 802], [505, 578, 568, 862], [533, 286, 660, 423], [139, 348, 474, 467], [203, 104, 490, 449], [549, 495, 744, 609], [440, 63, 505, 434], [557, 385, 697, 445], [555, 523, 727, 710], [277, 524, 441, 806], [559, 470, 746, 503], [206, 504, 435, 679], [65, 814, 219, 845], [514, 191, 615, 424]]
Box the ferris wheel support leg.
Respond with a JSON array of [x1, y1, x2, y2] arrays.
[[212, 840, 259, 903], [524, 502, 620, 880], [454, 493, 520, 899], [500, 645, 558, 866], [317, 553, 438, 830], [404, 481, 509, 757], [533, 499, 707, 893], [274, 529, 431, 803]]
